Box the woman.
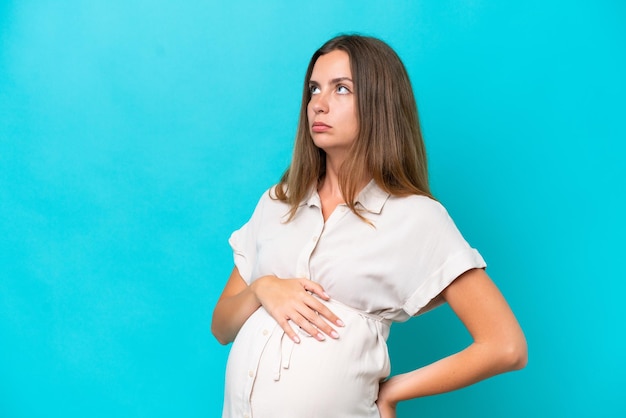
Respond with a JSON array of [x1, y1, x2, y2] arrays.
[[211, 34, 527, 418]]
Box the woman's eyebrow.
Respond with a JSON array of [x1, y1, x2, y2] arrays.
[[308, 77, 354, 85], [330, 77, 353, 84]]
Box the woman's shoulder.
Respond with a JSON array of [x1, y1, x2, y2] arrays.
[[380, 193, 460, 232], [389, 193, 448, 216], [249, 184, 291, 214], [262, 184, 290, 204]]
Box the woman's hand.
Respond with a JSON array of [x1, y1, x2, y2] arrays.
[[376, 402, 397, 418], [377, 379, 398, 418], [251, 275, 344, 343]]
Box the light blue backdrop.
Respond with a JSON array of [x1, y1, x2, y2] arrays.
[[1, 1, 624, 417]]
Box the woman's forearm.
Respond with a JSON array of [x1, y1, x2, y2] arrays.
[[379, 339, 527, 403], [211, 269, 262, 345], [211, 269, 342, 345], [379, 269, 528, 409]]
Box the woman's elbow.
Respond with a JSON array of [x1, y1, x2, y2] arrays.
[[211, 320, 234, 346], [499, 334, 528, 371], [212, 331, 231, 346]]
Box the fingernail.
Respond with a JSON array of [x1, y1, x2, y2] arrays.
[[331, 330, 339, 339], [323, 292, 330, 299], [293, 335, 300, 344], [336, 319, 345, 327], [317, 332, 325, 341]]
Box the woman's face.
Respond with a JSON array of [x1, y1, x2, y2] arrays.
[[307, 49, 358, 157]]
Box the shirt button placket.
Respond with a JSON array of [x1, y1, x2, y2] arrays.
[[295, 222, 323, 278]]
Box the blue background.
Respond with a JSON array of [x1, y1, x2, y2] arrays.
[[1, 1, 624, 417]]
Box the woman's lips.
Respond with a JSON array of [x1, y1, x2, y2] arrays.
[[312, 122, 331, 133]]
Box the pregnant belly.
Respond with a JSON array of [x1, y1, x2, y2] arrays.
[[224, 298, 391, 418]]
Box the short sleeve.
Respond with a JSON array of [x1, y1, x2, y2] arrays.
[[401, 200, 486, 317], [228, 190, 270, 284]]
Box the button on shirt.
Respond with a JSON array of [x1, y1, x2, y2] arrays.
[[222, 180, 486, 417]]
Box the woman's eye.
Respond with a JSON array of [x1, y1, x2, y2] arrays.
[[309, 85, 320, 95], [337, 85, 350, 94]]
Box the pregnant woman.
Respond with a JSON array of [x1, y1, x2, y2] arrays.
[[211, 34, 527, 418]]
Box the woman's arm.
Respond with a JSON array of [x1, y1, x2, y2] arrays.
[[377, 268, 527, 417], [210, 267, 263, 345], [211, 267, 344, 345]]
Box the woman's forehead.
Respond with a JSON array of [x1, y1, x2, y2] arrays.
[[310, 50, 352, 81]]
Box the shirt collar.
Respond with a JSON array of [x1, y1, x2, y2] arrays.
[[356, 179, 390, 214], [300, 179, 390, 214], [301, 187, 320, 208]]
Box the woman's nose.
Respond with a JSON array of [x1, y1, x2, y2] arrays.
[[311, 93, 328, 113]]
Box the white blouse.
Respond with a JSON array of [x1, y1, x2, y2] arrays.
[[222, 180, 486, 418]]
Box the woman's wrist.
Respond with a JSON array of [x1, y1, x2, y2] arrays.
[[378, 377, 400, 405], [249, 275, 273, 305]]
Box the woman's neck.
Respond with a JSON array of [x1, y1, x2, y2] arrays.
[[318, 155, 371, 204], [319, 153, 345, 200], [318, 169, 343, 201]]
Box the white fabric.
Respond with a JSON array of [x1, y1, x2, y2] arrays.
[[222, 180, 486, 417]]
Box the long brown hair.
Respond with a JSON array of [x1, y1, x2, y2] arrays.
[[274, 34, 432, 220]]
